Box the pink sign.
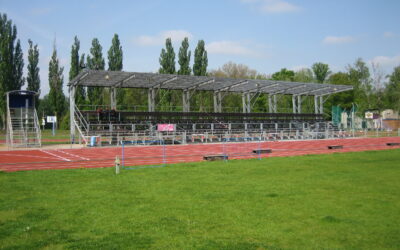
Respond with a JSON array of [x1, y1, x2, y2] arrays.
[[157, 124, 175, 131]]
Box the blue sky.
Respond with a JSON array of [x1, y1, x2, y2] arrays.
[[2, 0, 400, 96]]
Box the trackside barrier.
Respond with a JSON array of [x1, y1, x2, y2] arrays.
[[112, 135, 400, 171], [80, 128, 400, 148], [117, 133, 268, 170], [120, 140, 166, 171]]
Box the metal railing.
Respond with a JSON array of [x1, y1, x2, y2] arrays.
[[78, 127, 400, 147]]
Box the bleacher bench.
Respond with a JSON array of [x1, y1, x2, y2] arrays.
[[252, 149, 272, 154], [203, 155, 228, 161]]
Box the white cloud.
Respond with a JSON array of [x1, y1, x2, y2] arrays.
[[206, 41, 258, 57], [134, 30, 193, 46], [241, 0, 301, 13], [323, 36, 355, 44], [369, 55, 400, 68], [383, 31, 396, 38]]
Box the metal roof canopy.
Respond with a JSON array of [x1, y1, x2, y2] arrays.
[[69, 70, 353, 96]]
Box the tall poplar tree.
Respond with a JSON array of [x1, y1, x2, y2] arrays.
[[158, 38, 176, 110], [108, 34, 123, 71], [193, 40, 208, 76], [87, 38, 105, 106], [14, 40, 24, 90], [178, 37, 191, 75], [107, 34, 124, 107], [26, 39, 40, 108], [0, 13, 25, 128], [192, 40, 209, 111], [69, 36, 85, 105], [48, 43, 65, 121], [159, 38, 176, 74]]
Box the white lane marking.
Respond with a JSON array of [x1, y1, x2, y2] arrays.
[[39, 150, 71, 162], [55, 149, 90, 161]]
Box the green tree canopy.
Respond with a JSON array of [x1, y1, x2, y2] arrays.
[[294, 68, 314, 83], [0, 13, 25, 128], [69, 36, 85, 105], [347, 58, 372, 113], [193, 40, 208, 76], [312, 62, 330, 83], [386, 66, 400, 111], [159, 38, 176, 74], [107, 34, 124, 106], [178, 37, 191, 75], [48, 43, 65, 120], [26, 39, 40, 108], [108, 34, 123, 71], [87, 38, 105, 106], [327, 72, 354, 110], [69, 36, 80, 81], [271, 68, 295, 81]]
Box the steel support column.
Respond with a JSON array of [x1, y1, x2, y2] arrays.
[[297, 95, 302, 113], [268, 94, 273, 113], [246, 92, 251, 113], [69, 85, 76, 143], [242, 93, 246, 113], [110, 87, 116, 110], [292, 95, 297, 113], [213, 91, 218, 112], [218, 91, 222, 112], [182, 90, 190, 112], [213, 91, 222, 113], [319, 96, 323, 114], [148, 88, 155, 112], [314, 96, 319, 114]]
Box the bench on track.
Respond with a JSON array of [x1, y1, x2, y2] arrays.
[[386, 142, 400, 146], [328, 145, 343, 149], [203, 155, 228, 161], [252, 149, 272, 154]]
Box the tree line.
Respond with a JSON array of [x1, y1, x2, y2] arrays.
[[1, 12, 399, 130]]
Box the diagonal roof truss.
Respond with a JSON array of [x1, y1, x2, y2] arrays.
[[69, 70, 353, 96]]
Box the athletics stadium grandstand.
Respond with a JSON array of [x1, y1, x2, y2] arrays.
[[68, 70, 353, 146]]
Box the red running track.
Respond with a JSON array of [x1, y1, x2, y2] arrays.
[[0, 137, 399, 172]]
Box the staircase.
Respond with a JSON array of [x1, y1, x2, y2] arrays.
[[73, 105, 89, 144], [7, 106, 41, 147]]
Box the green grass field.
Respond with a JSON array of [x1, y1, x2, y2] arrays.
[[1, 149, 399, 249]]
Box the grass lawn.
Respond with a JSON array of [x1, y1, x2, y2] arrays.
[[0, 149, 399, 249]]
